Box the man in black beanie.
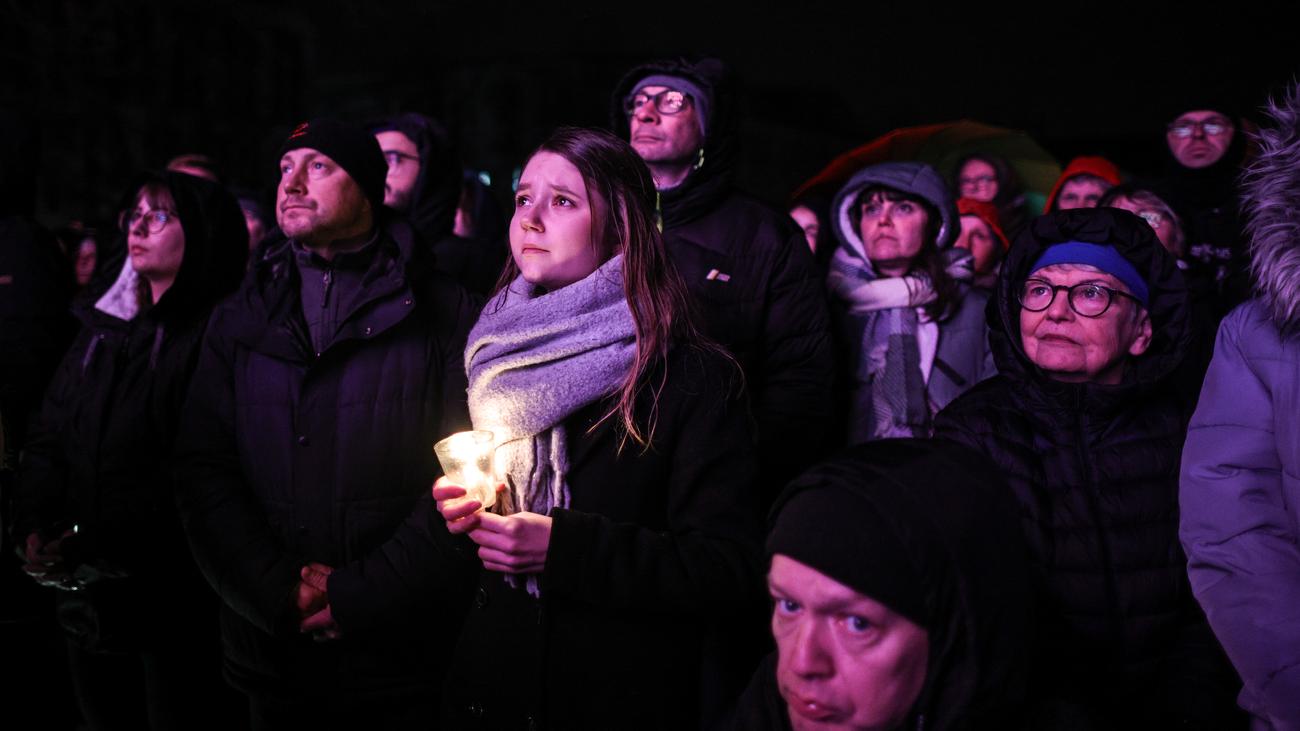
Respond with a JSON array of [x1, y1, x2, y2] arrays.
[[175, 117, 479, 729], [731, 439, 1032, 730]]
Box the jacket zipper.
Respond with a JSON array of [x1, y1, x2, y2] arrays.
[[1073, 403, 1124, 658]]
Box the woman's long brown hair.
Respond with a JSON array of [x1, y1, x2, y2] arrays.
[[492, 127, 727, 448]]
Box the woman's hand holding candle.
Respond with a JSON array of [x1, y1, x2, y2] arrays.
[[467, 512, 552, 574], [434, 476, 500, 534]]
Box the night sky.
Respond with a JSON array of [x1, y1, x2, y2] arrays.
[[3, 1, 1296, 225]]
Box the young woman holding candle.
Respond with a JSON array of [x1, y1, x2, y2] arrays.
[[433, 127, 764, 730]]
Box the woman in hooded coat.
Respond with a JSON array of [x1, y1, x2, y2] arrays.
[[13, 171, 248, 730], [934, 207, 1243, 728], [730, 438, 1032, 730], [1180, 81, 1300, 731], [826, 161, 994, 445]]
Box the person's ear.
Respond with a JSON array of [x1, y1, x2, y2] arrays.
[[1127, 308, 1154, 357]]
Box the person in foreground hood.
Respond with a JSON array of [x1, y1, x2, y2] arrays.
[[935, 207, 1244, 728], [13, 171, 248, 730], [1180, 80, 1300, 731], [826, 161, 994, 444], [729, 438, 1031, 730]]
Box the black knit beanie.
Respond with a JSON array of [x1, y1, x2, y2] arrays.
[[278, 118, 387, 213], [767, 459, 930, 629]]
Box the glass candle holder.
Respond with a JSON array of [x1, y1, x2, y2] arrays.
[[433, 430, 497, 510]]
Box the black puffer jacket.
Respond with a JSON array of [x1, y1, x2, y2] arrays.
[[14, 171, 248, 645], [610, 58, 834, 499], [934, 209, 1242, 728], [174, 224, 479, 703]]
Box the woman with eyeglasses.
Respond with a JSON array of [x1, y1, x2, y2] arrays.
[[826, 161, 994, 444], [431, 127, 763, 729], [934, 207, 1245, 728], [12, 171, 248, 730]]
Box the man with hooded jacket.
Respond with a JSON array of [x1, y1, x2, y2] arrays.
[[610, 58, 834, 501], [371, 112, 505, 296], [174, 119, 478, 729], [935, 208, 1242, 728], [1180, 82, 1300, 731]]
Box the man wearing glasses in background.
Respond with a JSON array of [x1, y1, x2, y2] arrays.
[[372, 113, 503, 295], [608, 56, 835, 728]]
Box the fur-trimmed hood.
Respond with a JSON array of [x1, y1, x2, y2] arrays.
[[1241, 82, 1300, 334]]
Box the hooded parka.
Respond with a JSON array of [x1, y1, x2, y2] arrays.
[[934, 208, 1242, 728], [610, 58, 834, 499], [1180, 83, 1300, 731]]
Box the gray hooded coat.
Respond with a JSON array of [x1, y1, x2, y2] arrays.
[[1180, 82, 1300, 731]]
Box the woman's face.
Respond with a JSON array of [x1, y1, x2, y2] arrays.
[[510, 151, 607, 291], [957, 159, 998, 202], [790, 205, 820, 253], [1107, 194, 1183, 257], [954, 215, 999, 274], [858, 191, 930, 277], [125, 188, 185, 285]]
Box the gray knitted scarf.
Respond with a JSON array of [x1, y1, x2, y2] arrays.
[[465, 254, 635, 522], [827, 247, 973, 442]]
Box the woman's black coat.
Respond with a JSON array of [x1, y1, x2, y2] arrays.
[[442, 346, 765, 731]]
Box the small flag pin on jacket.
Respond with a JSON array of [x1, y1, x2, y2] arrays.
[[705, 269, 731, 282]]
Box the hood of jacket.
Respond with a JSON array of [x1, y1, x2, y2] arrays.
[[989, 207, 1193, 399], [768, 439, 1030, 729], [372, 112, 463, 243], [609, 57, 738, 228], [1241, 82, 1300, 334], [829, 161, 959, 269], [1043, 156, 1123, 212]]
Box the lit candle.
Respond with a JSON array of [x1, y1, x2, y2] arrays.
[[433, 430, 497, 510]]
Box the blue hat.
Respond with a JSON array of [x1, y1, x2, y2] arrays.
[[1029, 241, 1149, 307]]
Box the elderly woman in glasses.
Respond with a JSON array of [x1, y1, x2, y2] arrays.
[[934, 208, 1244, 728]]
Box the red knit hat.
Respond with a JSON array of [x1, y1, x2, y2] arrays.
[[1043, 156, 1123, 212], [956, 197, 1009, 250]]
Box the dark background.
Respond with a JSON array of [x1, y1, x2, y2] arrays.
[[3, 1, 1296, 227]]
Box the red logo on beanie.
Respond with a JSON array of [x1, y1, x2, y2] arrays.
[[288, 122, 309, 140]]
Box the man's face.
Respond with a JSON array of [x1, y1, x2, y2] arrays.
[[954, 214, 999, 274], [769, 554, 930, 731], [1166, 109, 1235, 169], [627, 85, 704, 166], [957, 159, 998, 202], [376, 130, 421, 211], [1019, 263, 1153, 385], [1056, 177, 1109, 210], [858, 192, 929, 276], [276, 148, 372, 247]]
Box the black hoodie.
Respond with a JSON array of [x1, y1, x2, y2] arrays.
[[374, 113, 505, 295], [610, 58, 834, 501], [731, 439, 1032, 730], [14, 171, 247, 602]]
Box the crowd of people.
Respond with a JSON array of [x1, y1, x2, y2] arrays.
[[1, 57, 1298, 730]]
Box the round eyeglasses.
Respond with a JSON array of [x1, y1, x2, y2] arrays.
[[1018, 279, 1142, 318], [120, 209, 178, 234], [624, 89, 691, 117]]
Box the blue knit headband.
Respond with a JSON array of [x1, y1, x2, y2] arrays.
[[1029, 242, 1149, 307]]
